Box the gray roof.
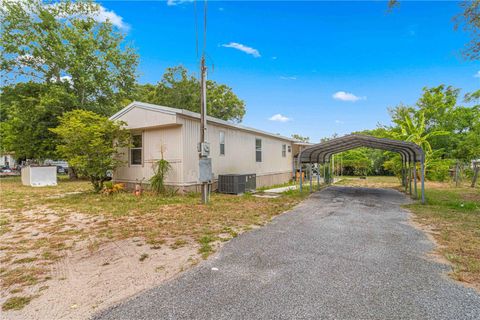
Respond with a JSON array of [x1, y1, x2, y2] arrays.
[[298, 134, 424, 163]]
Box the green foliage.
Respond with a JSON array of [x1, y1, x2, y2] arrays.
[[385, 85, 479, 181], [149, 159, 172, 194], [0, 82, 75, 159], [291, 133, 310, 142], [132, 66, 245, 122], [50, 110, 130, 192], [0, 0, 138, 116], [427, 159, 454, 182]]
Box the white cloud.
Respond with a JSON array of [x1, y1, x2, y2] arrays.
[[474, 71, 480, 78], [280, 76, 297, 80], [335, 120, 344, 124], [269, 114, 291, 122], [272, 56, 277, 60], [93, 5, 129, 30], [221, 42, 261, 58], [167, 0, 193, 6], [332, 91, 366, 102]]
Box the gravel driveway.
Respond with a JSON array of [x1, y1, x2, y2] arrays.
[[93, 186, 480, 320]]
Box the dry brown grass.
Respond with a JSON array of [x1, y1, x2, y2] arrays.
[[0, 177, 308, 310]]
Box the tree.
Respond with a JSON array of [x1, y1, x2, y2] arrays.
[[133, 66, 246, 122], [454, 0, 480, 60], [291, 133, 310, 143], [51, 110, 130, 192], [0, 82, 75, 160], [1, 0, 138, 116]]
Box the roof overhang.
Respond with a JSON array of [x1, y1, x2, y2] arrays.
[[298, 134, 424, 164]]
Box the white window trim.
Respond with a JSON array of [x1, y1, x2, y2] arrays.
[[130, 132, 143, 166], [219, 131, 225, 156], [255, 138, 262, 163]]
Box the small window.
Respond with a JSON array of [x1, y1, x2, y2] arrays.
[[288, 145, 291, 153], [255, 138, 262, 162], [282, 144, 286, 157], [130, 134, 142, 165], [219, 131, 225, 156]]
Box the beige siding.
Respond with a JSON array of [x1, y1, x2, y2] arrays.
[[180, 116, 293, 185], [116, 106, 178, 130], [114, 127, 184, 185]]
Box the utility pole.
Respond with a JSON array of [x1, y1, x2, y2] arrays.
[[199, 55, 209, 204]]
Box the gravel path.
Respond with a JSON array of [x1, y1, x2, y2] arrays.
[[93, 186, 480, 320]]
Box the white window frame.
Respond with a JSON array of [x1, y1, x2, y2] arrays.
[[130, 133, 143, 166], [219, 131, 225, 156], [255, 138, 262, 162], [282, 144, 286, 157]]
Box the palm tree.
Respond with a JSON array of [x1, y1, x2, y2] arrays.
[[393, 111, 449, 170]]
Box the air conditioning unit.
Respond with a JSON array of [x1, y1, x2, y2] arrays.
[[218, 174, 256, 194]]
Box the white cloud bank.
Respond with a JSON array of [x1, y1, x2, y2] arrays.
[[475, 71, 480, 78], [332, 91, 366, 102], [222, 42, 261, 58], [269, 114, 291, 122], [280, 76, 297, 80]]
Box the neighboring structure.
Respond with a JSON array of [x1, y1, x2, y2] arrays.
[[0, 153, 17, 168], [21, 166, 57, 187], [110, 102, 302, 192]]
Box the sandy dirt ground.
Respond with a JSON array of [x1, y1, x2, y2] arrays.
[[2, 236, 200, 320]]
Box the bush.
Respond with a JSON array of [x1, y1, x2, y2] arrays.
[[427, 159, 454, 182]]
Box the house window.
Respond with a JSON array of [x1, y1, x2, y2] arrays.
[[219, 131, 225, 156], [282, 144, 286, 157], [288, 145, 291, 153], [255, 138, 262, 162], [130, 134, 142, 165]]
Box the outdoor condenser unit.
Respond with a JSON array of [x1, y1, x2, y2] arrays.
[[218, 174, 256, 194]]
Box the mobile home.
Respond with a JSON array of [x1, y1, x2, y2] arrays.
[[110, 102, 301, 192]]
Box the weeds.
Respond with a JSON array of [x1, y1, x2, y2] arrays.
[[2, 296, 33, 311]]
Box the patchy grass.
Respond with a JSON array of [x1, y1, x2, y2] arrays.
[[139, 253, 149, 262], [198, 235, 215, 259], [335, 175, 401, 189], [405, 187, 480, 290], [0, 177, 309, 310], [2, 296, 33, 311], [338, 176, 480, 291]]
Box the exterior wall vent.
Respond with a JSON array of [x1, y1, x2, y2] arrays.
[[218, 174, 256, 194]]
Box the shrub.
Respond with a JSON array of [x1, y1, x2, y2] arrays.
[[150, 159, 171, 194]]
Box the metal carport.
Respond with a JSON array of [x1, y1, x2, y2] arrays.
[[297, 134, 426, 203]]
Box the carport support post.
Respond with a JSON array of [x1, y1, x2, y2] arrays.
[[413, 161, 418, 199], [409, 162, 412, 195], [309, 164, 313, 193], [316, 163, 320, 190], [421, 158, 425, 204], [299, 162, 303, 192]]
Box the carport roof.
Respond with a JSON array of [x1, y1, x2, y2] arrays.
[[298, 134, 424, 163]]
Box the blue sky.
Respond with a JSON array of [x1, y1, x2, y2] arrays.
[[100, 0, 479, 142]]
